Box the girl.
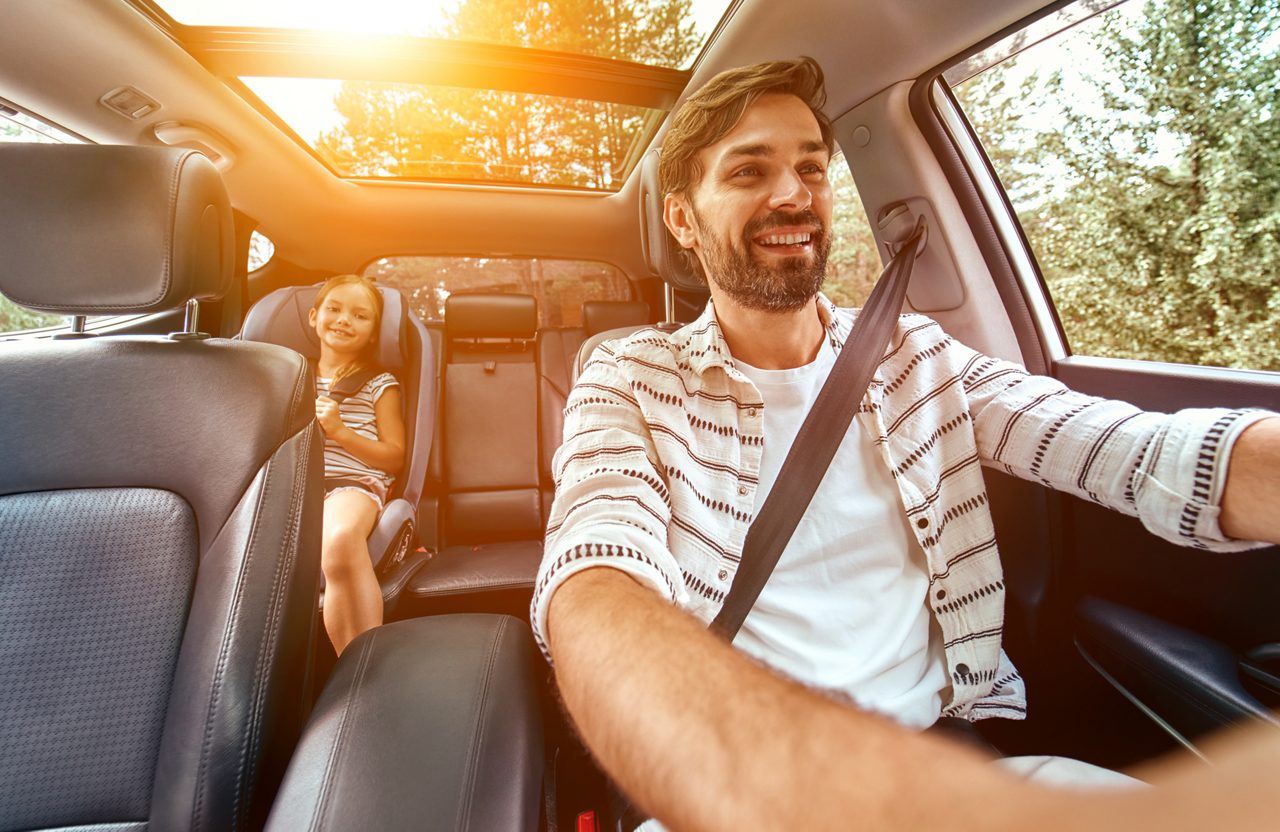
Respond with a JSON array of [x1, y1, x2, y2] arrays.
[[309, 274, 405, 655]]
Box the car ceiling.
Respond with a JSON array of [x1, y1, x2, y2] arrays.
[[3, 0, 1050, 279]]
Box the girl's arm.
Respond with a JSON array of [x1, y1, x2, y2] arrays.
[[317, 387, 406, 475]]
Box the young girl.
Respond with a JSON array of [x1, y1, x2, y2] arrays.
[[308, 274, 405, 655]]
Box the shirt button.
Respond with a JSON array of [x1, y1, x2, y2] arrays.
[[936, 589, 947, 600], [717, 569, 728, 581], [738, 485, 749, 496], [747, 407, 758, 417], [916, 517, 929, 529]]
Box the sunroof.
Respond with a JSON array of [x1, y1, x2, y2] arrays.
[[243, 77, 661, 189], [152, 0, 731, 70]]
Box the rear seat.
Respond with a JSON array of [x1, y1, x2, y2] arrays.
[[402, 294, 649, 621]]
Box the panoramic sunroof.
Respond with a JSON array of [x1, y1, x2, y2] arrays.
[[151, 0, 730, 70], [144, 0, 727, 190], [242, 78, 662, 189]]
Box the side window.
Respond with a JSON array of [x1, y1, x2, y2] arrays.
[[950, 0, 1280, 371], [1, 104, 84, 335], [364, 256, 633, 328], [247, 230, 275, 272], [824, 150, 881, 308]]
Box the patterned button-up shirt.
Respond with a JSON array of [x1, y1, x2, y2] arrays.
[[531, 295, 1269, 720]]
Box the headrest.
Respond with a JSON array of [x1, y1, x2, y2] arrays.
[[240, 283, 409, 370], [583, 300, 650, 336], [446, 293, 537, 340], [639, 149, 703, 293], [0, 144, 233, 315]]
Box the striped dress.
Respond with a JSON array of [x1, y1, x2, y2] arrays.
[[317, 372, 399, 490], [531, 294, 1271, 721]]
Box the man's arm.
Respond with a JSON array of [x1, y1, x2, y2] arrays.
[[1220, 416, 1280, 543], [549, 566, 1280, 832], [550, 567, 1052, 831]]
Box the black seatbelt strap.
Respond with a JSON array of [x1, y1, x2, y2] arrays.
[[709, 217, 926, 640], [309, 359, 380, 403]]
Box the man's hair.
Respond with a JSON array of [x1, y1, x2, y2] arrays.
[[658, 57, 835, 199]]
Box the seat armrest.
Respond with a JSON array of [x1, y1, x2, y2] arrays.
[[369, 497, 416, 571], [380, 548, 432, 619], [266, 615, 544, 832]]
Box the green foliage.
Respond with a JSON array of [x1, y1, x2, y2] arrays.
[[316, 0, 700, 189], [957, 0, 1280, 371], [822, 155, 880, 308], [0, 294, 62, 333]]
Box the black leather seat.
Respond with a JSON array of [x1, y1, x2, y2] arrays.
[[0, 144, 323, 830], [240, 283, 438, 609]]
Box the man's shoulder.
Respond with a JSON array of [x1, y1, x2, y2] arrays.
[[587, 324, 691, 374]]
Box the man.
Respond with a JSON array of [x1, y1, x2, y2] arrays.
[[531, 58, 1280, 830]]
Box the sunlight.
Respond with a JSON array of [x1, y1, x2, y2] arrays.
[[160, 0, 460, 35]]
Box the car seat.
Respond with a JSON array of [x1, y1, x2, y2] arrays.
[[240, 282, 437, 608], [0, 144, 323, 830]]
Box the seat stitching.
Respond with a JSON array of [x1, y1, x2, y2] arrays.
[[455, 617, 507, 831], [313, 630, 379, 832], [232, 426, 313, 827], [190, 452, 275, 828]]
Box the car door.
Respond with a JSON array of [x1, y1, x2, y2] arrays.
[[902, 0, 1280, 768]]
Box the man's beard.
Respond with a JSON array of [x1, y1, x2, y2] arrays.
[[693, 207, 831, 312]]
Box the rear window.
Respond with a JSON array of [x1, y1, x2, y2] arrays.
[[364, 256, 633, 328]]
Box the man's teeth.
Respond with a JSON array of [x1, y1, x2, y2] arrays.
[[759, 232, 811, 246]]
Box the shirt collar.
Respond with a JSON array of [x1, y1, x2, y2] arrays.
[[675, 292, 851, 378]]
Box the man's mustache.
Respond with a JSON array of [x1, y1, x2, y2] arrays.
[[744, 210, 826, 239]]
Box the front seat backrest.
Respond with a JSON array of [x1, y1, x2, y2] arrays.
[[0, 144, 323, 831]]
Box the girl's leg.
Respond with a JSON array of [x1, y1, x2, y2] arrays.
[[320, 489, 382, 655]]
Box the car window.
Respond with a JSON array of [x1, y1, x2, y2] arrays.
[[364, 255, 634, 328], [949, 0, 1280, 371], [825, 150, 881, 308], [248, 230, 275, 272]]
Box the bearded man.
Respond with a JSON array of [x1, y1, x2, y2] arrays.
[[531, 57, 1280, 831]]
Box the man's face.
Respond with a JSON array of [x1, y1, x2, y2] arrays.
[[667, 93, 834, 312]]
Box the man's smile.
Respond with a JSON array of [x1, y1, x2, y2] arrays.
[[751, 225, 818, 255]]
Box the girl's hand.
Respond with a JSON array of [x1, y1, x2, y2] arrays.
[[316, 396, 345, 436]]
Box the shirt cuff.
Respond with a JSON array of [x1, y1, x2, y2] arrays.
[[1134, 408, 1275, 550], [530, 525, 684, 665]]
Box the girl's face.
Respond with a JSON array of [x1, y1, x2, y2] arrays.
[[308, 283, 378, 355]]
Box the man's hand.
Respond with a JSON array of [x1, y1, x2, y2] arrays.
[[315, 395, 345, 437], [1220, 416, 1280, 543]]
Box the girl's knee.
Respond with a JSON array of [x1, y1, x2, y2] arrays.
[[321, 525, 369, 579]]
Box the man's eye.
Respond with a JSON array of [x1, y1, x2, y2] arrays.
[[801, 164, 826, 177], [732, 166, 759, 178]]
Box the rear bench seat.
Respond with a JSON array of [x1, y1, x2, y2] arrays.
[[401, 294, 648, 621]]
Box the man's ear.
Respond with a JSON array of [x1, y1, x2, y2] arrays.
[[663, 192, 700, 250]]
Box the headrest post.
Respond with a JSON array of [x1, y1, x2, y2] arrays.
[[169, 298, 209, 341], [663, 283, 676, 326], [69, 315, 86, 334]]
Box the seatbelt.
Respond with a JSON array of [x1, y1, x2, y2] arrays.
[[612, 218, 928, 832], [709, 216, 926, 640], [309, 360, 381, 403]]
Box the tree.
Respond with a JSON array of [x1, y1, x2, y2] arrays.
[[956, 0, 1280, 370]]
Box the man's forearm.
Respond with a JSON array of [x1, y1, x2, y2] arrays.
[[548, 567, 1063, 831], [1220, 416, 1280, 543]]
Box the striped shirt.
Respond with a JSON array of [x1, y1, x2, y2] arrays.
[[317, 372, 399, 489], [531, 295, 1271, 721]]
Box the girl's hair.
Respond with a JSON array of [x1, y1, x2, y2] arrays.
[[312, 274, 384, 384]]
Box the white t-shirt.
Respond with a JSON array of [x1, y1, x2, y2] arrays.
[[732, 338, 948, 729]]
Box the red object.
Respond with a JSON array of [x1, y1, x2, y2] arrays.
[[576, 810, 599, 832]]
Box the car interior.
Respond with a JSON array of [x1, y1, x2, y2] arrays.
[[2, 0, 1278, 829]]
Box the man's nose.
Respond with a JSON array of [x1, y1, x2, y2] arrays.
[[768, 170, 812, 212]]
